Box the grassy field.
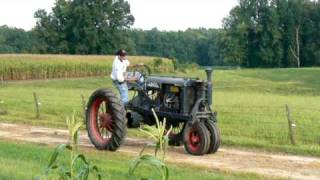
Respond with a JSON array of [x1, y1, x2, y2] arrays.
[[212, 68, 320, 155], [0, 139, 263, 180], [0, 55, 320, 156], [0, 54, 173, 80]]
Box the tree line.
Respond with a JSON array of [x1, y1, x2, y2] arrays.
[[0, 0, 319, 67], [222, 0, 320, 67]]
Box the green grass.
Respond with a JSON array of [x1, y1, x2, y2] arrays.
[[0, 139, 263, 180], [212, 68, 320, 155], [0, 66, 320, 156], [0, 76, 109, 127]]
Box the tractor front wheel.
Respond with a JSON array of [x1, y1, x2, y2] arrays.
[[183, 121, 211, 155], [205, 120, 220, 154], [86, 88, 127, 151]]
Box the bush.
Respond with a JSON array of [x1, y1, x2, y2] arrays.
[[171, 59, 178, 71], [153, 58, 163, 67]]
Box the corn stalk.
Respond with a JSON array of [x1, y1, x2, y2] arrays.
[[128, 109, 172, 180], [41, 112, 101, 180]]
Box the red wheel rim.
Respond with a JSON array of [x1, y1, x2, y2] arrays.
[[90, 97, 113, 144], [188, 127, 201, 152]]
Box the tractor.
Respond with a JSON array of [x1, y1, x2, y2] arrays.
[[86, 66, 220, 155]]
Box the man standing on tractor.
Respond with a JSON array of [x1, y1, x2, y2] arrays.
[[110, 49, 142, 105]]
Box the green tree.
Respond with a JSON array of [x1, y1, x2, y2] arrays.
[[33, 0, 134, 54], [223, 0, 285, 67], [221, 6, 248, 66], [0, 25, 36, 53]]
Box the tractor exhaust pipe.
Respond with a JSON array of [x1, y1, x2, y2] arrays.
[[205, 68, 213, 106]]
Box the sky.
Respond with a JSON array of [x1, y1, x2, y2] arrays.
[[0, 0, 238, 31]]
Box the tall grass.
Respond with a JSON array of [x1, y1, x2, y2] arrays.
[[0, 54, 174, 80]]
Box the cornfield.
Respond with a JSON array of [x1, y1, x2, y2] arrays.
[[0, 54, 174, 80]]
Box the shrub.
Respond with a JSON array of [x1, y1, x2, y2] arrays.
[[153, 58, 163, 67], [171, 59, 178, 71]]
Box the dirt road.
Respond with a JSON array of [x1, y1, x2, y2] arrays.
[[0, 122, 319, 180]]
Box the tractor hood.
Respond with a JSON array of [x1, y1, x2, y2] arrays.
[[146, 76, 201, 86]]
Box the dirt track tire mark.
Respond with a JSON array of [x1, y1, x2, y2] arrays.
[[0, 122, 319, 180]]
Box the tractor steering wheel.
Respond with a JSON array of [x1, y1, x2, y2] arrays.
[[131, 64, 151, 76], [126, 65, 151, 90]]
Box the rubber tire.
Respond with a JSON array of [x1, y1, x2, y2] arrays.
[[183, 121, 211, 156], [86, 88, 127, 151], [205, 120, 221, 154]]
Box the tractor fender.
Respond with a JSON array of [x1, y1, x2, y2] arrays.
[[190, 98, 217, 125], [190, 98, 205, 124]]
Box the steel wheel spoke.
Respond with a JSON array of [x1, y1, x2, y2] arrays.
[[95, 99, 113, 140]]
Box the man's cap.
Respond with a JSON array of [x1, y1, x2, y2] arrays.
[[117, 49, 127, 56]]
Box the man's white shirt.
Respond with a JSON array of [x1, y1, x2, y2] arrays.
[[110, 56, 130, 82]]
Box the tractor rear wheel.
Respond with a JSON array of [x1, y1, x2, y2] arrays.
[[205, 120, 220, 154], [86, 88, 127, 151], [183, 121, 211, 155]]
